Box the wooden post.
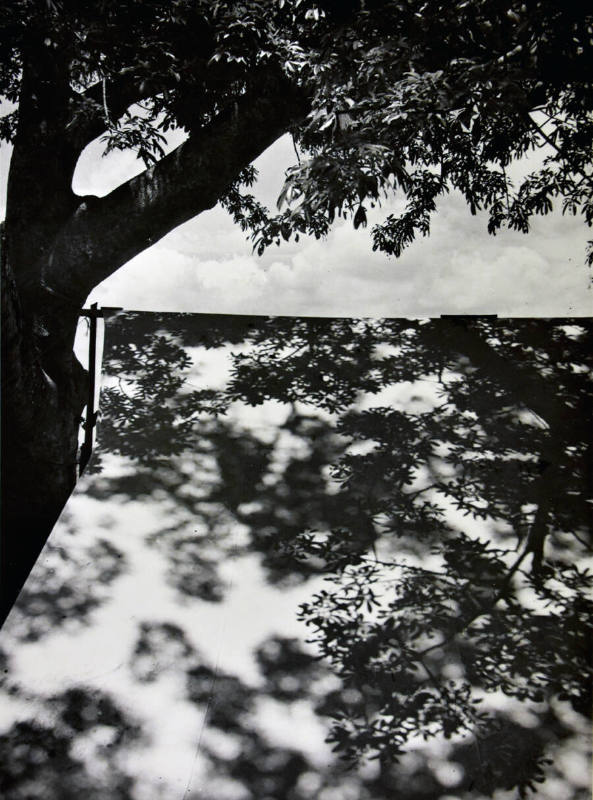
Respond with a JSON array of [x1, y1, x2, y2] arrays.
[[79, 303, 100, 476]]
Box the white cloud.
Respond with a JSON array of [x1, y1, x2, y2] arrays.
[[86, 180, 592, 317], [3, 129, 591, 317]]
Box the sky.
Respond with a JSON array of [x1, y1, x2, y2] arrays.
[[1, 130, 592, 318]]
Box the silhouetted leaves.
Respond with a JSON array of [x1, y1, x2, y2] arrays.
[[4, 2, 593, 271]]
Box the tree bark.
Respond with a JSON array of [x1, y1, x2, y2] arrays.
[[1, 247, 87, 624], [45, 76, 310, 304]]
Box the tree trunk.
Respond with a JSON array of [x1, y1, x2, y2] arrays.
[[1, 243, 87, 624]]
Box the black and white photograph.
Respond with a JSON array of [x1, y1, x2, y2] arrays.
[[1, 3, 592, 799]]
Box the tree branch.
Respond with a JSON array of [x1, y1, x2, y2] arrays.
[[45, 77, 310, 303], [67, 71, 152, 151], [527, 113, 593, 187]]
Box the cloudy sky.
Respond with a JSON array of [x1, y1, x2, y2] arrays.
[[1, 131, 591, 318]]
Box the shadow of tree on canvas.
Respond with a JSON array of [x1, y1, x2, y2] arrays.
[[1, 313, 591, 798]]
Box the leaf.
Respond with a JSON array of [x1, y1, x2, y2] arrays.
[[353, 205, 367, 229]]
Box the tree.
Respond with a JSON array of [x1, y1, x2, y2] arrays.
[[1, 0, 592, 612]]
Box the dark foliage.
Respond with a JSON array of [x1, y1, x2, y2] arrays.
[[2, 1, 592, 258]]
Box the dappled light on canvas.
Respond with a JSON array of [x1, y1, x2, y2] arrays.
[[1, 312, 591, 799]]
